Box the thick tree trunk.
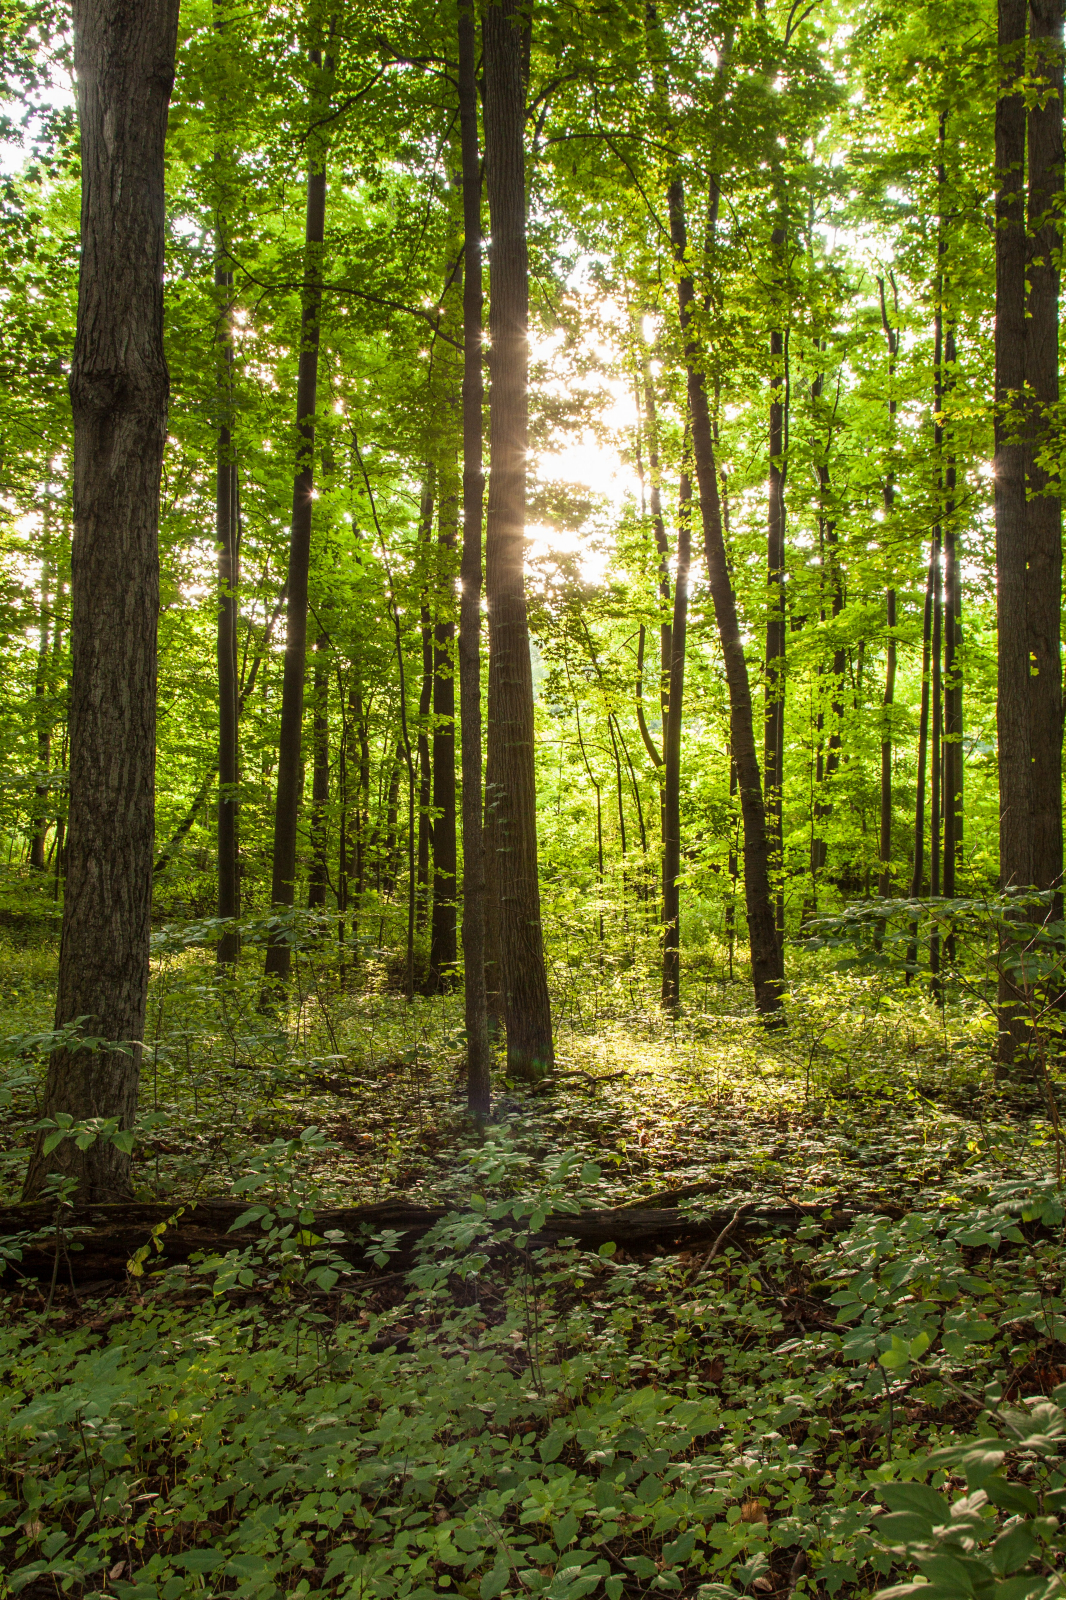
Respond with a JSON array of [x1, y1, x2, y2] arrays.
[[662, 471, 691, 1009], [264, 45, 331, 985], [23, 0, 179, 1203], [669, 177, 783, 1018], [996, 0, 1032, 896], [482, 0, 553, 1076], [458, 0, 490, 1116], [216, 247, 240, 963]]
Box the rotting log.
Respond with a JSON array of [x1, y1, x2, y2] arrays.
[[0, 1196, 858, 1286]]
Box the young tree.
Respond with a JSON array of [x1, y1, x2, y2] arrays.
[[23, 0, 180, 1202], [264, 37, 332, 987]]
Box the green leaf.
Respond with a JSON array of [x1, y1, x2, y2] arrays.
[[985, 1480, 1039, 1518], [173, 1550, 226, 1573], [481, 1560, 510, 1600], [992, 1524, 1038, 1578]]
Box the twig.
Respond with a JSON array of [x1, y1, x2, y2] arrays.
[[691, 1202, 752, 1281]]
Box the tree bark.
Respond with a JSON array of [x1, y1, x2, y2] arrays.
[[416, 474, 435, 930], [1025, 0, 1063, 898], [264, 42, 331, 986], [877, 274, 899, 901], [458, 0, 490, 1117], [216, 244, 240, 963], [307, 626, 329, 909], [996, 0, 1032, 898], [29, 488, 53, 872], [23, 0, 179, 1203], [765, 269, 787, 939], [482, 0, 553, 1076], [662, 470, 691, 1009], [943, 321, 962, 903], [430, 440, 460, 987], [669, 177, 783, 1018]]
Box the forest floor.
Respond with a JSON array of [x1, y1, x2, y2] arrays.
[[1, 909, 1064, 1600]]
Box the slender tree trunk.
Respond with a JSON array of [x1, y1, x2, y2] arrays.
[[765, 288, 787, 939], [430, 453, 460, 988], [906, 547, 936, 975], [877, 274, 899, 901], [24, 0, 179, 1202], [943, 321, 962, 905], [879, 590, 897, 898], [216, 242, 240, 963], [307, 627, 329, 909], [416, 473, 434, 929], [457, 0, 490, 1115], [1026, 0, 1063, 898], [669, 176, 783, 1018], [482, 0, 553, 1075], [337, 676, 349, 973], [264, 41, 331, 986], [30, 489, 52, 872], [662, 469, 691, 1008]]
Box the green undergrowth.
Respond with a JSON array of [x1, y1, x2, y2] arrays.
[[2, 925, 1066, 1600]]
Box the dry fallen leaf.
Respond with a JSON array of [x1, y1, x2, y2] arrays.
[[741, 1500, 768, 1525], [109, 1561, 127, 1581]]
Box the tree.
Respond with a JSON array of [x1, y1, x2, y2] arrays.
[[482, 0, 554, 1077], [23, 0, 180, 1202], [264, 34, 332, 988]]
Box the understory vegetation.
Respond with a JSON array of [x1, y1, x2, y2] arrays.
[[3, 887, 1066, 1600]]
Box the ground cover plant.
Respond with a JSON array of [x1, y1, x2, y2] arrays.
[[3, 913, 1066, 1600]]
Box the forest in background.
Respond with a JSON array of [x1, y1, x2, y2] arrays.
[[4, 2, 1066, 1600]]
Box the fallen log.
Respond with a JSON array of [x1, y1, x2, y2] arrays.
[[0, 1195, 854, 1286]]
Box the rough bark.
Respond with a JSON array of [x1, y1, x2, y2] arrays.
[[264, 44, 331, 985], [482, 0, 553, 1075], [23, 0, 179, 1202], [416, 474, 435, 929], [669, 177, 783, 1018], [877, 275, 899, 901], [458, 0, 490, 1117]]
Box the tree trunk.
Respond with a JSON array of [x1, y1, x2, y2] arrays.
[[943, 322, 962, 904], [482, 0, 553, 1076], [1026, 0, 1063, 898], [877, 275, 899, 901], [458, 0, 490, 1116], [307, 627, 329, 909], [264, 42, 331, 986], [416, 474, 434, 929], [29, 488, 52, 872], [906, 546, 936, 975], [765, 280, 787, 940], [669, 176, 783, 1019], [23, 0, 179, 1203], [216, 243, 240, 963], [996, 0, 1032, 893], [662, 469, 691, 1009], [430, 459, 460, 988]]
